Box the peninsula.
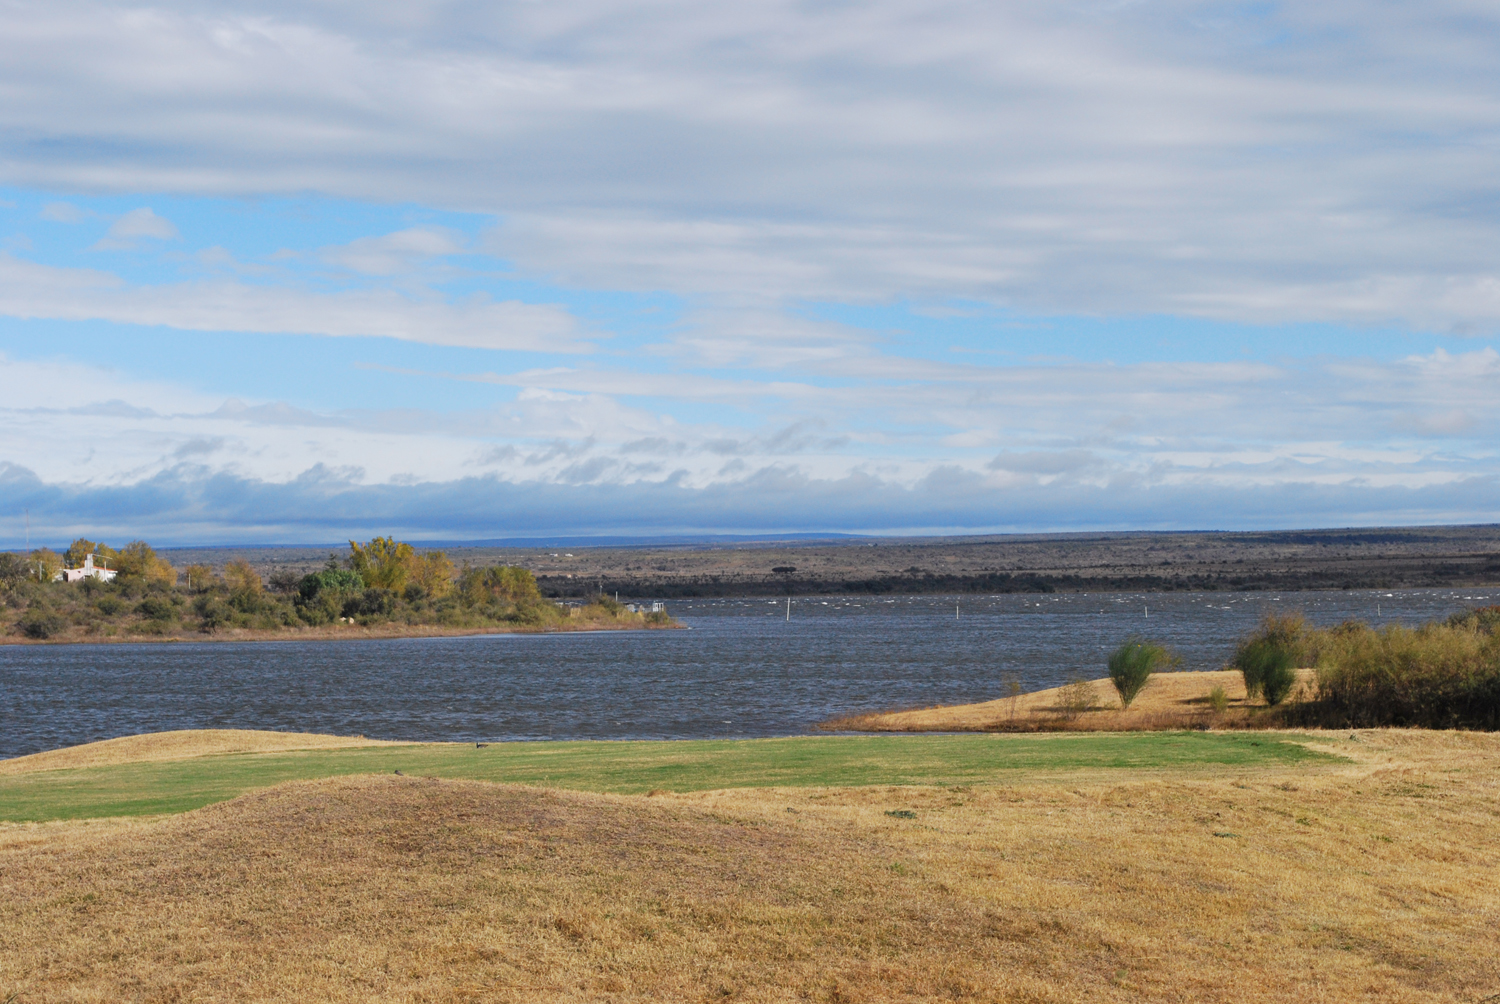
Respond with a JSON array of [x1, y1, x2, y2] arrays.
[[0, 536, 676, 643]]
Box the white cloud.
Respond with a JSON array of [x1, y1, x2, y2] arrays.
[[0, 2, 1495, 328], [89, 207, 181, 250], [320, 226, 467, 276], [39, 201, 88, 223], [0, 253, 588, 351]]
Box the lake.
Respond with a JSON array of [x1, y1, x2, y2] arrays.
[[3, 587, 1494, 758]]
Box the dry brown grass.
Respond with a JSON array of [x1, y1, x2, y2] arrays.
[[2, 729, 1498, 1002], [0, 729, 393, 776], [830, 669, 1320, 733]]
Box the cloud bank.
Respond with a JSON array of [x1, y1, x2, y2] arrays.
[[0, 1, 1496, 329]]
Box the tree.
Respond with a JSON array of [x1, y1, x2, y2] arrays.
[[183, 564, 215, 592], [1233, 613, 1305, 706], [349, 536, 417, 591], [459, 565, 541, 608], [410, 551, 455, 598], [64, 538, 115, 569], [1107, 638, 1176, 709], [223, 559, 263, 596], [28, 548, 61, 582], [115, 541, 176, 585]]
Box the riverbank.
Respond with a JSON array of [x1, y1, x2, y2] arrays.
[[824, 669, 1311, 733], [0, 616, 681, 646], [3, 728, 1496, 1002]]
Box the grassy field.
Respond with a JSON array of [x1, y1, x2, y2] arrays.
[[4, 728, 1499, 1002], [0, 731, 1332, 822]]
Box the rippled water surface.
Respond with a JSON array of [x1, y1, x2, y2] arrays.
[[3, 588, 1495, 757]]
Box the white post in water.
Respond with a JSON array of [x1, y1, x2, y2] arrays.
[[1145, 605, 1149, 618], [956, 601, 960, 620], [786, 596, 791, 621]]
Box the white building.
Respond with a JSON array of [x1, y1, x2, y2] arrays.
[[56, 552, 118, 583]]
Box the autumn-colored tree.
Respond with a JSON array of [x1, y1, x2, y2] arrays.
[[28, 548, 62, 582], [63, 538, 115, 569], [348, 536, 417, 591], [460, 565, 541, 607], [223, 559, 263, 596], [114, 541, 177, 585], [410, 551, 455, 597], [183, 564, 216, 592]]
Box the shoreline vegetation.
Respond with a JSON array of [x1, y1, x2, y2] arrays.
[[831, 606, 1500, 734], [0, 536, 678, 644]]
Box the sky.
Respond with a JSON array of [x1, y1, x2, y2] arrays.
[[1, 0, 1498, 545]]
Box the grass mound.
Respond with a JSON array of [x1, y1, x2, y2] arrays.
[[4, 732, 1498, 1002], [0, 728, 391, 776]]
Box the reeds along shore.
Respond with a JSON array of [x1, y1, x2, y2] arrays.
[[832, 606, 1500, 734], [0, 537, 676, 642]]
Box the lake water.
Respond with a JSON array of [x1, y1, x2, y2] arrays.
[[3, 587, 1494, 758]]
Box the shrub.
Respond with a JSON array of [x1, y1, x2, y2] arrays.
[[268, 569, 301, 594], [0, 552, 28, 586], [136, 596, 177, 622], [193, 594, 231, 632], [1058, 676, 1098, 719], [344, 588, 396, 621], [18, 607, 64, 638], [1208, 685, 1229, 714], [1233, 613, 1305, 705], [298, 569, 365, 601], [1309, 618, 1500, 729], [1107, 638, 1174, 708]]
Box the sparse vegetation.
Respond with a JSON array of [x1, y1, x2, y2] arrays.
[[0, 536, 676, 642], [1058, 675, 1099, 718], [1208, 684, 1230, 714]]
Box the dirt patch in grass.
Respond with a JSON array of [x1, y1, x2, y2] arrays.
[[827, 669, 1320, 733], [0, 729, 394, 776], [3, 729, 1497, 1002]]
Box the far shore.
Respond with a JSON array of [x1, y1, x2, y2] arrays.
[[0, 619, 682, 647]]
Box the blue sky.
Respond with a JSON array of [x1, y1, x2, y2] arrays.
[[1, 0, 1498, 544]]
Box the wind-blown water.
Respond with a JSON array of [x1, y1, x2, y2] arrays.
[[2, 588, 1493, 758]]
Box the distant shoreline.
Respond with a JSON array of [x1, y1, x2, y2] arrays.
[[0, 620, 681, 647]]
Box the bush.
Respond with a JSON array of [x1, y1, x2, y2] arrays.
[[1208, 685, 1229, 714], [344, 588, 396, 621], [1107, 638, 1173, 708], [268, 569, 301, 594], [136, 596, 177, 622], [193, 594, 231, 632], [1058, 676, 1098, 719], [18, 607, 64, 639], [298, 569, 365, 601], [0, 552, 27, 586], [1308, 619, 1500, 730], [1233, 613, 1305, 706]]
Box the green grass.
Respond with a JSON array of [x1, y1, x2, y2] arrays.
[[0, 732, 1341, 823]]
